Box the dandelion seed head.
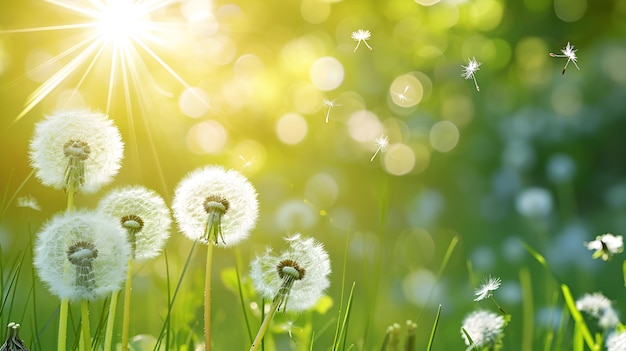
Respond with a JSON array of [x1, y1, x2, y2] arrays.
[[29, 110, 124, 194], [576, 292, 620, 329], [460, 310, 505, 349], [33, 209, 130, 301], [250, 233, 331, 312], [474, 275, 501, 301], [172, 166, 258, 247], [97, 186, 172, 261], [607, 331, 626, 351]]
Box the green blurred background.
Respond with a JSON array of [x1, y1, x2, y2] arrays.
[[2, 0, 626, 349]]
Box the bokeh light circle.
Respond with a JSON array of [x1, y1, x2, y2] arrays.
[[310, 56, 344, 91], [179, 87, 210, 118], [429, 120, 460, 152], [186, 120, 228, 155], [389, 74, 423, 108], [347, 110, 382, 142], [276, 112, 308, 144], [383, 143, 415, 176], [554, 0, 586, 22], [305, 173, 339, 207], [300, 0, 331, 24]]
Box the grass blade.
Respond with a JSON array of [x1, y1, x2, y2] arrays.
[[561, 284, 597, 350], [425, 305, 441, 351]]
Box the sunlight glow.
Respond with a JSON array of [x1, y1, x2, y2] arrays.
[[3, 0, 198, 121]]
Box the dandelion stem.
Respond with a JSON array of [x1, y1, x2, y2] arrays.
[[205, 243, 215, 351], [490, 295, 507, 315], [67, 184, 75, 211], [121, 259, 134, 351], [80, 299, 92, 351], [104, 290, 119, 351], [58, 299, 69, 351], [249, 300, 280, 351]]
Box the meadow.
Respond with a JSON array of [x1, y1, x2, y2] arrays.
[[1, 0, 626, 350]]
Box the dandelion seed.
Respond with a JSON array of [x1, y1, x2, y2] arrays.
[[474, 275, 501, 302], [172, 165, 258, 247], [1, 322, 29, 351], [33, 209, 130, 301], [392, 86, 412, 104], [323, 99, 339, 123], [460, 310, 506, 351], [250, 233, 331, 312], [97, 186, 171, 261], [584, 233, 623, 261], [29, 110, 124, 194], [239, 155, 256, 169], [370, 135, 389, 162], [16, 195, 41, 211], [352, 29, 373, 52], [461, 57, 481, 91], [550, 42, 580, 75]]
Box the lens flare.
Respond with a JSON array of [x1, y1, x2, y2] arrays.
[[2, 0, 199, 121]]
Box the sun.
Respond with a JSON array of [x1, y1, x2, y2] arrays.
[[2, 0, 200, 121]]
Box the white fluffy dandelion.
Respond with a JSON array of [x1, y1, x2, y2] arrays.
[[460, 310, 505, 350], [352, 29, 373, 52], [172, 165, 258, 247], [461, 57, 481, 91], [474, 275, 501, 302], [250, 233, 331, 312], [584, 233, 624, 261], [607, 331, 626, 351], [550, 42, 580, 75], [29, 110, 124, 194], [97, 185, 171, 261], [576, 292, 620, 329], [33, 209, 130, 301]]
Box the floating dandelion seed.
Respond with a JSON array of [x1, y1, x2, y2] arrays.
[[392, 86, 412, 104], [1, 0, 197, 121], [550, 42, 580, 75], [239, 155, 256, 169], [370, 135, 389, 162], [584, 233, 624, 261], [461, 57, 481, 91], [474, 275, 501, 302], [352, 29, 373, 52], [17, 195, 41, 211], [323, 99, 339, 123]]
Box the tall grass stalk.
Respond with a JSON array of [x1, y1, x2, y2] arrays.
[[561, 284, 598, 350], [234, 248, 253, 343], [519, 267, 533, 351], [121, 259, 134, 351], [104, 291, 119, 351], [249, 298, 280, 351], [332, 228, 351, 350], [204, 243, 215, 351], [80, 300, 92, 350]]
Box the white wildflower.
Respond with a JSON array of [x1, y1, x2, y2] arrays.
[[549, 42, 580, 75], [461, 57, 481, 91], [584, 233, 624, 261], [250, 233, 331, 312], [351, 29, 372, 52], [172, 165, 258, 247]]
